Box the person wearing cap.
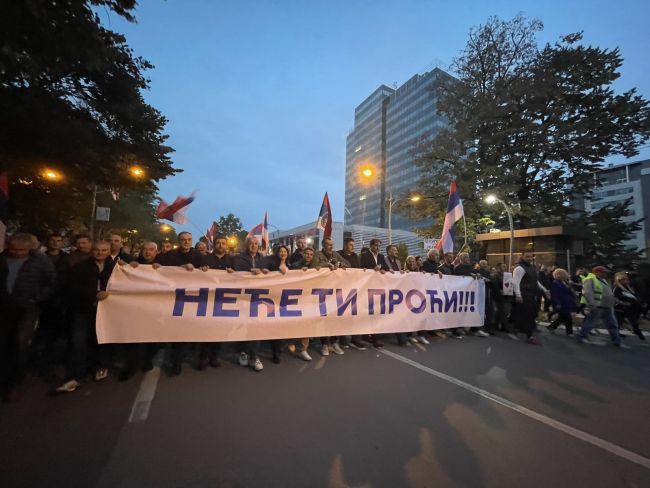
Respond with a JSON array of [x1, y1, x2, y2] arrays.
[[577, 266, 628, 348]]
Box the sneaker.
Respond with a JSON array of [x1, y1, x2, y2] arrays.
[[298, 350, 313, 361], [409, 336, 419, 344], [321, 345, 330, 356], [94, 368, 108, 381], [433, 331, 447, 339], [56, 379, 80, 393], [372, 339, 384, 348], [507, 333, 519, 341], [238, 352, 249, 367], [252, 358, 264, 371], [475, 330, 490, 337], [452, 333, 464, 340], [331, 343, 344, 355], [350, 339, 367, 351], [616, 343, 631, 349], [577, 336, 592, 345], [418, 336, 430, 345]]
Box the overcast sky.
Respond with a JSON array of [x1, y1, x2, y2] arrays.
[[105, 0, 650, 235]]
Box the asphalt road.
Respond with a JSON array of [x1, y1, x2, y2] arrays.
[[1, 329, 649, 488]]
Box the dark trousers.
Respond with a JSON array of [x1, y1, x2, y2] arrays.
[[32, 300, 67, 371], [615, 310, 645, 339], [123, 343, 159, 373], [237, 341, 261, 360], [199, 342, 222, 362], [514, 295, 538, 338], [0, 302, 40, 392], [549, 311, 574, 335], [66, 308, 107, 381], [495, 297, 513, 332]]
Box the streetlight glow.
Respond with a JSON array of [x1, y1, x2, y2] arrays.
[[160, 224, 172, 233], [485, 194, 497, 204], [129, 165, 145, 179], [362, 168, 373, 178], [410, 195, 421, 202], [42, 168, 62, 182]]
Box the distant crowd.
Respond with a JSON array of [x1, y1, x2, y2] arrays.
[[0, 230, 645, 403]]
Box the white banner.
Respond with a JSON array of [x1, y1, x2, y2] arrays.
[[97, 266, 485, 343]]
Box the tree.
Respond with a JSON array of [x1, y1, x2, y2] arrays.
[[0, 0, 178, 231], [410, 14, 650, 232], [571, 200, 644, 269]]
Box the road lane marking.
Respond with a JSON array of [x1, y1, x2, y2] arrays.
[[380, 348, 650, 470], [128, 367, 161, 423]]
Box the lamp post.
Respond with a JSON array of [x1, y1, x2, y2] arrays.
[[359, 195, 367, 247], [387, 191, 416, 245], [485, 194, 514, 271]]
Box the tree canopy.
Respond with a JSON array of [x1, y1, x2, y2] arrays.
[[0, 0, 178, 232], [410, 14, 650, 228]]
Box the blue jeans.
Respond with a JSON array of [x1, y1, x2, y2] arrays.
[[579, 307, 621, 345]]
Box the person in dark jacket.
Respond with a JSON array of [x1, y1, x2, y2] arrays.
[[337, 238, 367, 350], [67, 234, 93, 267], [512, 251, 549, 345], [289, 236, 307, 267], [421, 249, 440, 273], [265, 245, 291, 363], [548, 268, 579, 335], [108, 233, 133, 264], [55, 240, 114, 393], [360, 238, 388, 348], [0, 233, 56, 401], [231, 236, 268, 372], [438, 252, 455, 276], [157, 232, 204, 376], [34, 232, 71, 375], [613, 272, 645, 341]]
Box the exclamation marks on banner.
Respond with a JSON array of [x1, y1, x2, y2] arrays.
[[457, 291, 475, 312]]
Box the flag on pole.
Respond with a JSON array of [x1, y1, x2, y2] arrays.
[[206, 221, 218, 250], [435, 180, 464, 253], [316, 192, 332, 238], [262, 211, 269, 254], [155, 192, 196, 223]]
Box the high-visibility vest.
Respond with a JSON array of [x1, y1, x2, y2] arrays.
[[580, 273, 604, 306]]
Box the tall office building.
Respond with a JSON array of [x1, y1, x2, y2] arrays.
[[345, 68, 448, 231], [574, 159, 650, 257]]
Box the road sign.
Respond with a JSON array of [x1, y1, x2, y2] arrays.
[[96, 206, 111, 222]]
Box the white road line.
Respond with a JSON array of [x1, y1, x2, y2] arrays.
[[380, 349, 650, 470], [128, 367, 161, 423]]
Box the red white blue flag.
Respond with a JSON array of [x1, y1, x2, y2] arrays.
[[316, 192, 332, 238], [435, 181, 464, 253], [206, 221, 218, 250], [155, 192, 196, 224]]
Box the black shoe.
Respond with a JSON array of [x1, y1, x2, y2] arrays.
[[197, 356, 209, 371], [372, 339, 384, 348], [272, 354, 281, 364], [208, 358, 220, 368], [350, 339, 367, 351], [141, 361, 154, 373]]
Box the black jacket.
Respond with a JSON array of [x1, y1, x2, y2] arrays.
[[231, 252, 268, 271], [0, 251, 56, 305], [338, 250, 360, 269], [67, 258, 115, 311], [157, 249, 203, 267], [202, 253, 233, 270], [422, 258, 439, 273], [109, 249, 133, 264], [360, 250, 389, 271]]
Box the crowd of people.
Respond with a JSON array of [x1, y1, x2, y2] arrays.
[[0, 230, 646, 403]]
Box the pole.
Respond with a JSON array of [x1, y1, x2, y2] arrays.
[[89, 184, 97, 239], [502, 199, 514, 272]]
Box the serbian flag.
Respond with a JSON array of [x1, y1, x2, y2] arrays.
[[206, 221, 218, 250], [0, 172, 8, 220], [247, 212, 269, 253], [316, 192, 332, 238], [435, 180, 464, 253], [156, 192, 196, 223]]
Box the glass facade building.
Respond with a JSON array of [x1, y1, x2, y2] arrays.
[[345, 68, 448, 231]]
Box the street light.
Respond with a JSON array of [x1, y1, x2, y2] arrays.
[[485, 194, 514, 271], [160, 224, 173, 233], [41, 168, 63, 182], [129, 165, 145, 179]]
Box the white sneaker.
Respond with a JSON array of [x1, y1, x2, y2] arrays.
[[617, 343, 631, 349], [252, 358, 263, 371], [56, 379, 80, 393], [508, 333, 519, 341], [299, 350, 313, 361], [321, 345, 330, 356], [418, 336, 430, 345], [239, 352, 249, 367], [409, 336, 419, 344], [475, 330, 490, 337], [94, 368, 108, 381], [331, 343, 344, 355]]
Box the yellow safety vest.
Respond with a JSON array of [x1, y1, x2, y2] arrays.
[[580, 273, 604, 306]]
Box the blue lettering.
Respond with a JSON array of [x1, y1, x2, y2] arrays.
[[426, 290, 443, 313], [173, 288, 209, 316], [406, 289, 426, 313], [280, 289, 303, 317], [443, 291, 458, 313], [311, 288, 333, 316], [213, 288, 241, 317], [388, 289, 403, 314], [336, 288, 358, 316], [245, 288, 276, 317], [368, 289, 386, 315]]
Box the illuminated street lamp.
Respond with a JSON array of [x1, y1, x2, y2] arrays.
[[129, 165, 145, 179], [485, 194, 514, 271], [41, 168, 63, 182], [160, 224, 173, 233]]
